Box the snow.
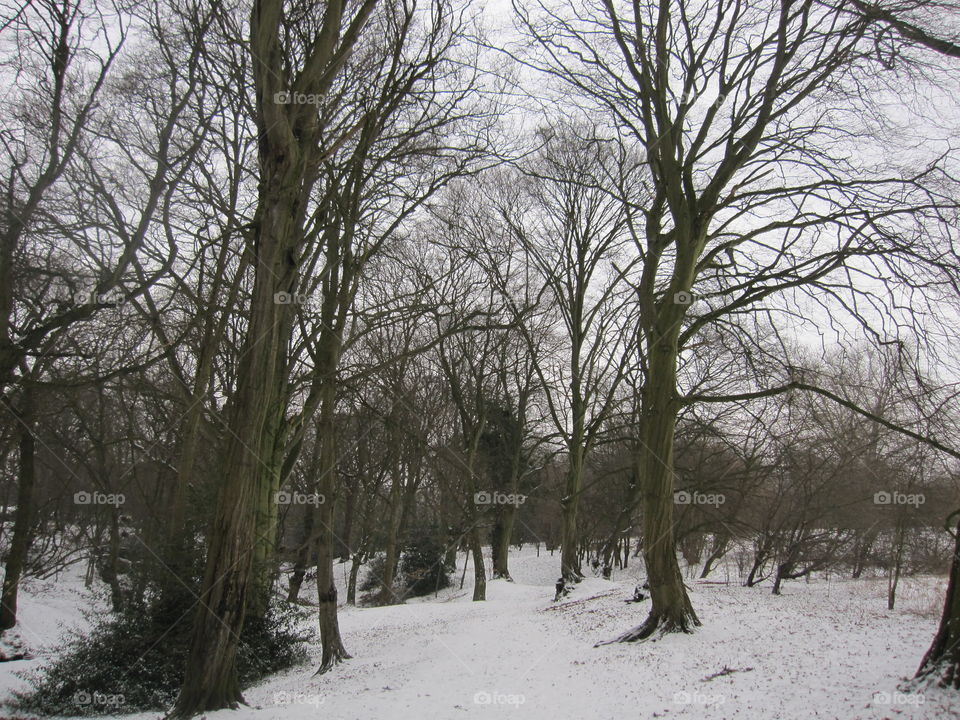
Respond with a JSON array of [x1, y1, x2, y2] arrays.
[[1, 547, 957, 719]]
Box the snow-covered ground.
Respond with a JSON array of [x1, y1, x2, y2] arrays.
[[1, 546, 956, 719]]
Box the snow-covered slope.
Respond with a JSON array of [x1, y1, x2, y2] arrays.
[[1, 547, 955, 719]]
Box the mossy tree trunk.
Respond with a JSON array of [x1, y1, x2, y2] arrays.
[[609, 317, 700, 642]]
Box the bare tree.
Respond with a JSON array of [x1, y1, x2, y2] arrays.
[[481, 129, 641, 585], [516, 0, 960, 641], [0, 0, 213, 636]]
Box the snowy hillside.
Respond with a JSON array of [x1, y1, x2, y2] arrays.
[[1, 546, 955, 720]]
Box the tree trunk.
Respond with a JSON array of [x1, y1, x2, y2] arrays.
[[378, 480, 404, 605], [0, 401, 35, 631], [249, 451, 283, 619], [700, 533, 729, 579], [606, 337, 699, 643], [347, 497, 372, 605], [469, 523, 486, 601], [338, 481, 356, 562], [347, 548, 365, 605], [772, 563, 787, 595], [105, 509, 125, 611], [315, 383, 350, 673], [746, 543, 770, 587], [888, 521, 906, 611], [170, 161, 299, 718], [315, 502, 349, 673], [287, 506, 315, 603], [559, 450, 585, 583], [491, 505, 516, 580], [916, 518, 960, 687]]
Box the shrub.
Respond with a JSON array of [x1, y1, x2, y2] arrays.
[[400, 535, 453, 598], [13, 600, 312, 716], [358, 553, 387, 593]]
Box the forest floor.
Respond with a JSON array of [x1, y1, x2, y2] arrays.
[[0, 545, 956, 719]]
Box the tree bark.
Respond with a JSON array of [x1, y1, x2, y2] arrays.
[[469, 523, 486, 601], [378, 475, 404, 605], [0, 398, 35, 631], [347, 547, 365, 605], [315, 378, 350, 673], [916, 517, 960, 687], [315, 504, 349, 673], [170, 135, 299, 718], [559, 437, 585, 583], [888, 520, 906, 611], [287, 506, 316, 603], [606, 335, 699, 643], [491, 507, 516, 580], [338, 481, 356, 562]]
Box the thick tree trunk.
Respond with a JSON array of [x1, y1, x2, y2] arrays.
[[170, 170, 298, 718], [491, 506, 515, 580], [315, 503, 349, 673], [171, 497, 252, 715], [249, 454, 282, 619], [559, 450, 585, 583], [772, 563, 787, 595], [604, 337, 699, 643], [0, 403, 35, 631], [916, 518, 960, 687]]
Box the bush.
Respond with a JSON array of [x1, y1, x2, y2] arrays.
[[400, 535, 453, 598], [358, 553, 387, 593], [14, 600, 312, 716]]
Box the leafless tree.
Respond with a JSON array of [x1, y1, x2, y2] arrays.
[[515, 0, 960, 642]]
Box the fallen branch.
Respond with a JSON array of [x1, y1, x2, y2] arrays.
[[702, 666, 754, 682]]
